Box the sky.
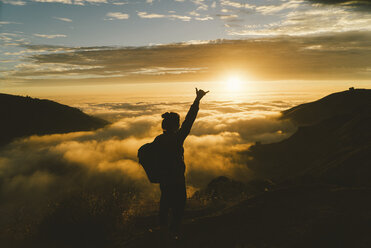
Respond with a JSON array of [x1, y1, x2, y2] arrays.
[[1, 0, 371, 98]]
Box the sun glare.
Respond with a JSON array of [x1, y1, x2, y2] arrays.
[[227, 76, 242, 90], [225, 75, 243, 91]]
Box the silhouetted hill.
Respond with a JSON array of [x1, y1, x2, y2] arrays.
[[192, 176, 249, 203], [127, 184, 371, 248], [281, 88, 371, 126], [192, 176, 275, 205], [0, 93, 109, 146], [249, 88, 371, 186]]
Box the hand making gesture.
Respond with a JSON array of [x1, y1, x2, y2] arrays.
[[195, 88, 209, 101]]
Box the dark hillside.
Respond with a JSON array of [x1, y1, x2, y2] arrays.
[[126, 185, 371, 248], [249, 88, 371, 186], [281, 88, 371, 126], [0, 93, 109, 146]]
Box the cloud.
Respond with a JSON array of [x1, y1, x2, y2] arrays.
[[0, 0, 26, 5], [111, 1, 127, 5], [220, 0, 255, 9], [4, 31, 371, 84], [217, 14, 239, 19], [307, 0, 371, 11], [187, 10, 213, 21], [129, 67, 206, 75], [255, 0, 303, 15], [137, 11, 191, 21], [230, 6, 371, 36], [195, 16, 213, 21], [191, 0, 208, 11], [0, 99, 296, 193], [33, 0, 73, 3], [0, 32, 22, 46], [189, 10, 200, 16], [170, 15, 194, 21], [0, 113, 161, 232], [47, 0, 109, 4], [33, 33, 67, 39], [5, 0, 111, 5], [137, 11, 166, 18], [54, 16, 73, 22], [105, 12, 130, 20], [191, 113, 296, 144], [218, 0, 371, 36], [14, 62, 104, 76]]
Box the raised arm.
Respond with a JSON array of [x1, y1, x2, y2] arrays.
[[178, 88, 209, 143]]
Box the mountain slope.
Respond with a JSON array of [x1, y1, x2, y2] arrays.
[[0, 93, 109, 146], [126, 185, 371, 248], [280, 88, 371, 126], [249, 88, 371, 186]]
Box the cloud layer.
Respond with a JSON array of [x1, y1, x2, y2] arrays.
[[0, 99, 298, 240], [2, 0, 371, 86], [308, 0, 371, 10], [3, 31, 371, 85]]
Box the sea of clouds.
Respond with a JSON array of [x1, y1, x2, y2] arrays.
[[0, 98, 298, 242]]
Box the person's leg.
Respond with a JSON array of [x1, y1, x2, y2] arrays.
[[159, 183, 171, 228], [169, 181, 187, 235], [159, 183, 172, 247]]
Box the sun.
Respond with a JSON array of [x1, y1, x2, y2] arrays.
[[226, 75, 243, 91], [218, 71, 251, 93]]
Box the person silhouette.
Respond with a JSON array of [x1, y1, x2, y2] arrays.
[[154, 88, 209, 241]]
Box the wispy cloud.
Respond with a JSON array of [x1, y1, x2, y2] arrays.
[[220, 0, 254, 9], [169, 14, 192, 21], [3, 32, 371, 84], [191, 0, 208, 11], [54, 17, 73, 22], [0, 0, 26, 5], [129, 67, 207, 75], [189, 10, 200, 16], [217, 14, 238, 20], [33, 33, 67, 39], [105, 12, 130, 20], [0, 32, 22, 44], [307, 0, 371, 11], [229, 5, 371, 36], [111, 1, 127, 5], [9, 0, 110, 5], [195, 16, 213, 21], [137, 12, 165, 18], [33, 0, 73, 3], [255, 0, 303, 15], [0, 21, 22, 27], [137, 11, 191, 21]]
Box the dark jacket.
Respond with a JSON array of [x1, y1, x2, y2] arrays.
[[154, 99, 199, 183]]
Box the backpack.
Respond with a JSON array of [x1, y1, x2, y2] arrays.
[[137, 140, 163, 183]]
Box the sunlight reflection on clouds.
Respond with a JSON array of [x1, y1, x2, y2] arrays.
[[0, 98, 300, 237]]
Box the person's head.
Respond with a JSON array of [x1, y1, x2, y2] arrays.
[[161, 112, 180, 132]]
